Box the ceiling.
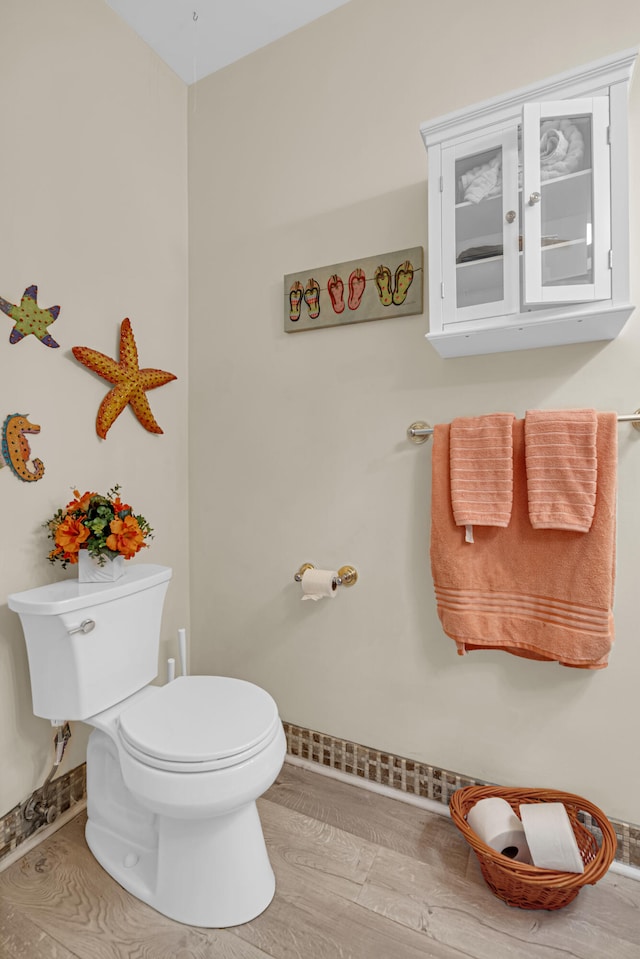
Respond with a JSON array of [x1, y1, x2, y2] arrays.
[[104, 0, 352, 84]]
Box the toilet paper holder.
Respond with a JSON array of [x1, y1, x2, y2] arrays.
[[294, 563, 358, 587]]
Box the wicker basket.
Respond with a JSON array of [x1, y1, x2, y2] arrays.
[[449, 785, 617, 910]]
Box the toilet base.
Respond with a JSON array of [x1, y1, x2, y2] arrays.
[[85, 726, 283, 927], [86, 801, 276, 927]]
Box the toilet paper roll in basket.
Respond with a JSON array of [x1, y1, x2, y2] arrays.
[[519, 803, 584, 873], [466, 797, 532, 863], [301, 568, 338, 601]]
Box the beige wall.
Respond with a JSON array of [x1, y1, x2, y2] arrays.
[[188, 0, 640, 823], [3, 0, 640, 832], [0, 0, 189, 815]]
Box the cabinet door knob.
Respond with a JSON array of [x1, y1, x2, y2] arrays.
[[528, 192, 541, 206], [505, 210, 516, 223]]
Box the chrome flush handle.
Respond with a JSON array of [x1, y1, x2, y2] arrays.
[[67, 619, 96, 636]]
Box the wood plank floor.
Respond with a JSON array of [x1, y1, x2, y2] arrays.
[[1, 762, 639, 959]]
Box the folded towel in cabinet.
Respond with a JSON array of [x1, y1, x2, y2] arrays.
[[450, 414, 515, 542], [539, 118, 584, 180], [525, 409, 598, 532], [460, 153, 502, 204], [539, 128, 569, 165], [430, 414, 617, 669]]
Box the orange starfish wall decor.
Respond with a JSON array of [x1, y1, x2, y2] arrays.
[[72, 319, 177, 439]]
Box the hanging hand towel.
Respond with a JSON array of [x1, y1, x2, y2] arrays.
[[525, 409, 598, 532], [450, 413, 515, 543], [430, 414, 617, 669]]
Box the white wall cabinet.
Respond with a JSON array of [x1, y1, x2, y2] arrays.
[[420, 49, 637, 358]]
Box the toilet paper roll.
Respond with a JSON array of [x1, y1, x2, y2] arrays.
[[520, 803, 584, 873], [301, 568, 338, 601], [466, 797, 532, 863]]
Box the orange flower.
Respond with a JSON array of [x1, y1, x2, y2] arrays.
[[106, 515, 145, 559], [54, 516, 91, 555], [112, 496, 131, 516], [65, 489, 95, 513]]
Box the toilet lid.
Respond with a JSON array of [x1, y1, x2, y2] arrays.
[[118, 675, 280, 768]]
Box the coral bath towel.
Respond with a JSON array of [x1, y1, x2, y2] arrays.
[[525, 409, 597, 532], [430, 414, 617, 669], [450, 413, 515, 541]]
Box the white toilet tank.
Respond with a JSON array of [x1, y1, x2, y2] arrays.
[[8, 565, 172, 722]]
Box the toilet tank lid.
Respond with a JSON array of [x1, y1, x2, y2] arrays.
[[8, 564, 172, 615]]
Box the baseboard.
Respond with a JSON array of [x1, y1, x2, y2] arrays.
[[284, 757, 640, 882], [282, 721, 640, 873], [0, 798, 87, 874], [0, 762, 86, 869], [285, 754, 452, 817], [3, 727, 638, 883]]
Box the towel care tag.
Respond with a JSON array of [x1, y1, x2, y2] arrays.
[[465, 524, 474, 544]]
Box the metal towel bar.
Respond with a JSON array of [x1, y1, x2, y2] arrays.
[[407, 411, 640, 444]]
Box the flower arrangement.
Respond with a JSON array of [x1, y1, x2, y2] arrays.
[[45, 485, 153, 568]]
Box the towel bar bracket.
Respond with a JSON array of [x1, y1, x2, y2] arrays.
[[407, 421, 432, 444]]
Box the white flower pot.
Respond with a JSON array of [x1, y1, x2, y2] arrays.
[[78, 550, 125, 583]]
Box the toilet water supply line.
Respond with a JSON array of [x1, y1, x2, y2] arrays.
[[23, 722, 72, 826], [167, 627, 188, 682]]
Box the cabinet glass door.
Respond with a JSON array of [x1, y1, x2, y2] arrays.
[[522, 97, 610, 305], [441, 128, 519, 323]]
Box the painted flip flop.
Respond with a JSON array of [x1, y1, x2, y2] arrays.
[[289, 281, 304, 321], [348, 268, 366, 311], [328, 274, 345, 314], [374, 265, 393, 307], [304, 278, 321, 319], [392, 260, 414, 305]]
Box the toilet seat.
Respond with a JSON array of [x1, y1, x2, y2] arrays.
[[117, 675, 281, 773]]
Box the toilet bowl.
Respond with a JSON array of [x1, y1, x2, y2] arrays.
[[86, 676, 286, 927], [8, 565, 286, 928]]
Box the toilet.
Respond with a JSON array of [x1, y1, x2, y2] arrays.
[[8, 564, 286, 928]]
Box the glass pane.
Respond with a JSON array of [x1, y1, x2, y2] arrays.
[[539, 114, 593, 288], [455, 147, 504, 309]]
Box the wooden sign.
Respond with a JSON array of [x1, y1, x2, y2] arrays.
[[284, 247, 423, 332]]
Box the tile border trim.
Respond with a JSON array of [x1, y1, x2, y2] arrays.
[[0, 764, 86, 866], [282, 721, 640, 869], [2, 729, 638, 871]]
